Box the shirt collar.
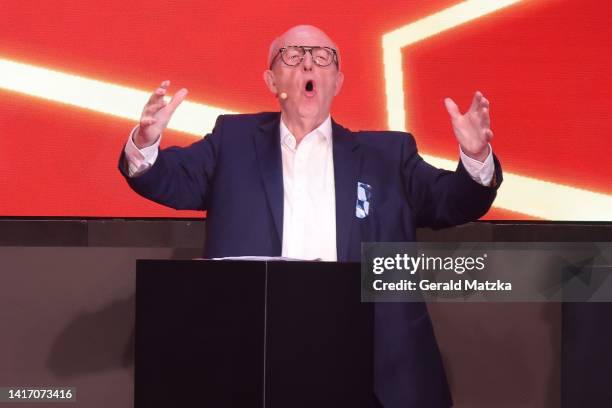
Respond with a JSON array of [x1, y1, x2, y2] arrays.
[[280, 115, 332, 148]]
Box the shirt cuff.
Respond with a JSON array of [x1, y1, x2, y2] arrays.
[[459, 144, 494, 186], [124, 125, 161, 177]]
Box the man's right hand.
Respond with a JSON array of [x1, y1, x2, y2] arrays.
[[133, 80, 188, 149]]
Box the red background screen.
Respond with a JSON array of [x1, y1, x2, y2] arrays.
[[1, 0, 610, 220]]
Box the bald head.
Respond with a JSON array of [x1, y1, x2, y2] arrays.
[[267, 25, 340, 68]]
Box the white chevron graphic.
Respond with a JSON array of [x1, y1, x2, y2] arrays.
[[0, 58, 235, 136], [380, 0, 611, 220]]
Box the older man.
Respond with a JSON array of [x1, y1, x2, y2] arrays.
[[120, 25, 501, 408]]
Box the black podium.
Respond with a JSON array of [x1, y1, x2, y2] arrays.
[[135, 260, 376, 407]]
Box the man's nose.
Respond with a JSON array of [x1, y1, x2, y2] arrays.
[[302, 51, 313, 71]]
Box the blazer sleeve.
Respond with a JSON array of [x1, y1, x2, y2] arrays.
[[118, 115, 225, 211], [401, 134, 503, 229]]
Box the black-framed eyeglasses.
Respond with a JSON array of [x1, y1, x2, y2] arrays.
[[270, 46, 339, 69]]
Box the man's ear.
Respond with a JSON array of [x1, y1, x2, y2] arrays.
[[263, 70, 278, 94], [334, 71, 344, 96]]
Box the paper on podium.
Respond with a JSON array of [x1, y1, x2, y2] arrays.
[[210, 256, 322, 261]]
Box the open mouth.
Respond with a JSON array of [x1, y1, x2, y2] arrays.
[[304, 80, 315, 96]]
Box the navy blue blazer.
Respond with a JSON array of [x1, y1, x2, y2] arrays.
[[120, 112, 502, 407]]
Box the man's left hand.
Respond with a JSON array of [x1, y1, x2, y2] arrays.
[[444, 91, 493, 162]]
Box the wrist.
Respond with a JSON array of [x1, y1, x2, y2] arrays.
[[133, 127, 156, 149], [463, 145, 489, 163]]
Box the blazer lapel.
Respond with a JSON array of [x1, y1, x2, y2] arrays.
[[254, 114, 284, 244], [332, 119, 362, 262]]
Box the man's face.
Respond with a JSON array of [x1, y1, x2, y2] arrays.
[[264, 26, 344, 123]]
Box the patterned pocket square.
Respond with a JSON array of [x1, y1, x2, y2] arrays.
[[356, 182, 372, 219]]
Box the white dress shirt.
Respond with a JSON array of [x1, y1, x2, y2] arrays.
[[279, 116, 337, 261], [124, 118, 495, 261]]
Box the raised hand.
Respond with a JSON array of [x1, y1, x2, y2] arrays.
[[444, 91, 493, 162], [134, 80, 188, 148]]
